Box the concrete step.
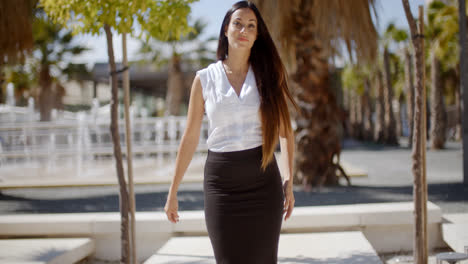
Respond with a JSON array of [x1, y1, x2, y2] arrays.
[[0, 202, 444, 259], [144, 231, 382, 264], [0, 238, 94, 264], [442, 213, 468, 253]]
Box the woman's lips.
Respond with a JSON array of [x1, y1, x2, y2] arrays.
[[238, 37, 248, 42]]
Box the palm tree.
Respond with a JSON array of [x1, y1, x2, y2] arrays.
[[342, 65, 363, 139], [0, 0, 35, 103], [342, 64, 373, 141], [32, 9, 87, 121], [374, 70, 386, 143], [383, 23, 412, 145], [427, 0, 461, 147], [392, 52, 407, 139], [384, 23, 411, 145], [138, 19, 216, 116], [383, 47, 399, 145], [429, 52, 447, 148], [252, 0, 378, 186], [348, 89, 361, 139]]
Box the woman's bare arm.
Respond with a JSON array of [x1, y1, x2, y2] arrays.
[[165, 75, 205, 223], [279, 117, 295, 221]]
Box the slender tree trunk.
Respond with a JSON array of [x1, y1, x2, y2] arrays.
[[396, 94, 403, 138], [383, 47, 399, 145], [165, 53, 184, 116], [122, 33, 137, 264], [430, 53, 446, 149], [38, 63, 54, 121], [363, 79, 373, 141], [54, 83, 65, 111], [291, 0, 343, 187], [346, 89, 353, 138], [405, 49, 415, 147], [0, 63, 5, 104], [394, 59, 403, 138], [357, 92, 364, 140], [459, 0, 468, 185], [402, 2, 428, 263], [374, 71, 385, 143], [104, 24, 130, 264], [343, 88, 352, 138], [455, 75, 462, 140], [349, 90, 358, 138]]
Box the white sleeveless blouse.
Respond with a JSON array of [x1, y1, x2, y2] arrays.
[[196, 60, 263, 152]]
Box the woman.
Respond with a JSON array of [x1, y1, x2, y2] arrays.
[[164, 1, 296, 263]]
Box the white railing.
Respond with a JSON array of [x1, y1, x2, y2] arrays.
[[0, 115, 209, 168]]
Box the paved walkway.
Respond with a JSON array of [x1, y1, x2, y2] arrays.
[[0, 138, 466, 215], [145, 232, 383, 264]]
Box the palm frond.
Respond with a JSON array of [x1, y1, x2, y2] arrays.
[[312, 0, 378, 63], [252, 0, 378, 65]]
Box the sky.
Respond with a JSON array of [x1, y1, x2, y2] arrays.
[[69, 0, 427, 68]]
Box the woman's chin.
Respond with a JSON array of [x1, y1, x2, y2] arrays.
[[229, 43, 251, 51]]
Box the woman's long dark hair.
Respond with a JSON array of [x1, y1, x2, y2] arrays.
[[217, 1, 297, 170]]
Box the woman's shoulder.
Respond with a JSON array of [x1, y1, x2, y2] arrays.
[[197, 60, 222, 78], [196, 61, 222, 97]]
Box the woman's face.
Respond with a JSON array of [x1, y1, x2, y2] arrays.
[[225, 8, 258, 51]]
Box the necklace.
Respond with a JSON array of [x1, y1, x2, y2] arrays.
[[222, 62, 248, 76]]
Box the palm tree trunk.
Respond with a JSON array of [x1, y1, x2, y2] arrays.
[[383, 47, 399, 145], [54, 83, 65, 111], [165, 53, 184, 116], [38, 63, 54, 121], [104, 24, 130, 264], [291, 1, 343, 187], [374, 71, 385, 143], [393, 60, 403, 138], [430, 53, 446, 149], [363, 79, 373, 141], [349, 90, 358, 138], [357, 92, 364, 140], [405, 49, 415, 147], [343, 88, 351, 138], [396, 94, 404, 138]]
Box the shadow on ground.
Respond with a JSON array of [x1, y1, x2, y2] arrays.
[[1, 182, 466, 214], [341, 137, 462, 152]]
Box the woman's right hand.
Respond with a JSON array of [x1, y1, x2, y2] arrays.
[[163, 76, 204, 224], [164, 195, 179, 223]]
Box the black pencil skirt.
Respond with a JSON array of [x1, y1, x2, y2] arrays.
[[204, 146, 284, 264]]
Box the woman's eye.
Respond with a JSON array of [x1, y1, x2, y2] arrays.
[[248, 24, 255, 28]]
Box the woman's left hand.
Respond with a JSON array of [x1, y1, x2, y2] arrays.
[[282, 179, 295, 221]]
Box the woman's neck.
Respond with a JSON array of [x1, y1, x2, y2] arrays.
[[223, 48, 250, 74]]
